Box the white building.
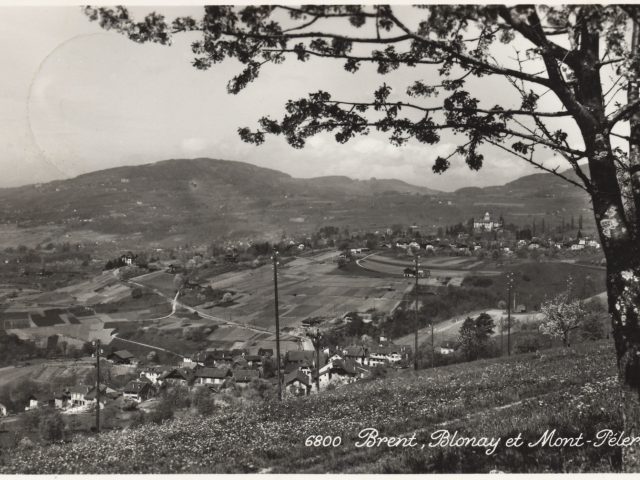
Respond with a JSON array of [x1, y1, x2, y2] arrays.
[[473, 212, 503, 232]]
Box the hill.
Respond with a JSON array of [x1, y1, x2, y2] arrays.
[[453, 169, 592, 230], [0, 159, 593, 246], [0, 340, 620, 474], [0, 158, 442, 244]]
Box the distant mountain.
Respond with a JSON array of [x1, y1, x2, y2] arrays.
[[0, 158, 440, 244], [0, 158, 594, 245], [453, 168, 593, 229]]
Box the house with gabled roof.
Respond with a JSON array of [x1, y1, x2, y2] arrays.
[[69, 385, 90, 407], [315, 359, 370, 391], [161, 368, 193, 386], [342, 345, 369, 365], [233, 369, 260, 386], [122, 380, 153, 402], [108, 350, 136, 365], [284, 370, 311, 397], [194, 367, 232, 386]]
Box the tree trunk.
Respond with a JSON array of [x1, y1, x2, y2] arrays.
[[592, 167, 640, 469], [605, 256, 640, 471], [586, 138, 640, 471]]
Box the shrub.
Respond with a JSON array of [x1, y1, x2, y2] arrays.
[[146, 398, 174, 425], [515, 335, 545, 354], [38, 411, 65, 443]]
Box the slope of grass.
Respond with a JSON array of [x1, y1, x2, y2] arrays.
[[462, 261, 606, 309], [0, 341, 620, 473]]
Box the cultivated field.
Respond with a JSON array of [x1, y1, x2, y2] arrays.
[[199, 252, 413, 330]]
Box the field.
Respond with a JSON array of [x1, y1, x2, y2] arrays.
[[0, 360, 95, 389], [137, 251, 416, 331], [0, 340, 620, 474]]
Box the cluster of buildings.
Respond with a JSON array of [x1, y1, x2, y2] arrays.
[[10, 340, 414, 416], [387, 234, 599, 257]]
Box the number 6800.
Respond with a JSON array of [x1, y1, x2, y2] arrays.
[[305, 435, 342, 447]]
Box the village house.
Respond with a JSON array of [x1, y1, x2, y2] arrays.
[[161, 368, 193, 386], [122, 380, 154, 402], [120, 252, 136, 266], [108, 350, 136, 365], [25, 395, 39, 411], [284, 350, 316, 370], [139, 367, 164, 385], [368, 344, 411, 365], [342, 346, 368, 365], [181, 356, 199, 369], [54, 390, 71, 410], [315, 359, 370, 391], [284, 370, 311, 397], [440, 341, 457, 355], [233, 369, 260, 387], [194, 367, 233, 386], [69, 385, 90, 407], [27, 394, 56, 411], [201, 350, 234, 367]]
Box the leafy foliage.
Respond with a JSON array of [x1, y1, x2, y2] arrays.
[[458, 312, 495, 360]]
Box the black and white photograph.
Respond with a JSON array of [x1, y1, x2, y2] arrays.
[[0, 2, 639, 474]]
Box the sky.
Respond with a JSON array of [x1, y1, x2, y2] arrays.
[[0, 5, 582, 191]]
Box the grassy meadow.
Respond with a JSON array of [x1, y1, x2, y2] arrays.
[[0, 340, 621, 474]]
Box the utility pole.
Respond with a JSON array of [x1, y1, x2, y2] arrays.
[[308, 329, 323, 393], [500, 316, 504, 355], [506, 272, 514, 356], [430, 317, 435, 368], [272, 252, 282, 401], [94, 339, 101, 433], [413, 255, 420, 371]]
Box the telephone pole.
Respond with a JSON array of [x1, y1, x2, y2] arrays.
[[413, 255, 420, 371], [272, 252, 282, 401], [308, 329, 323, 393], [506, 272, 514, 356], [94, 339, 101, 433], [430, 314, 435, 368]]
